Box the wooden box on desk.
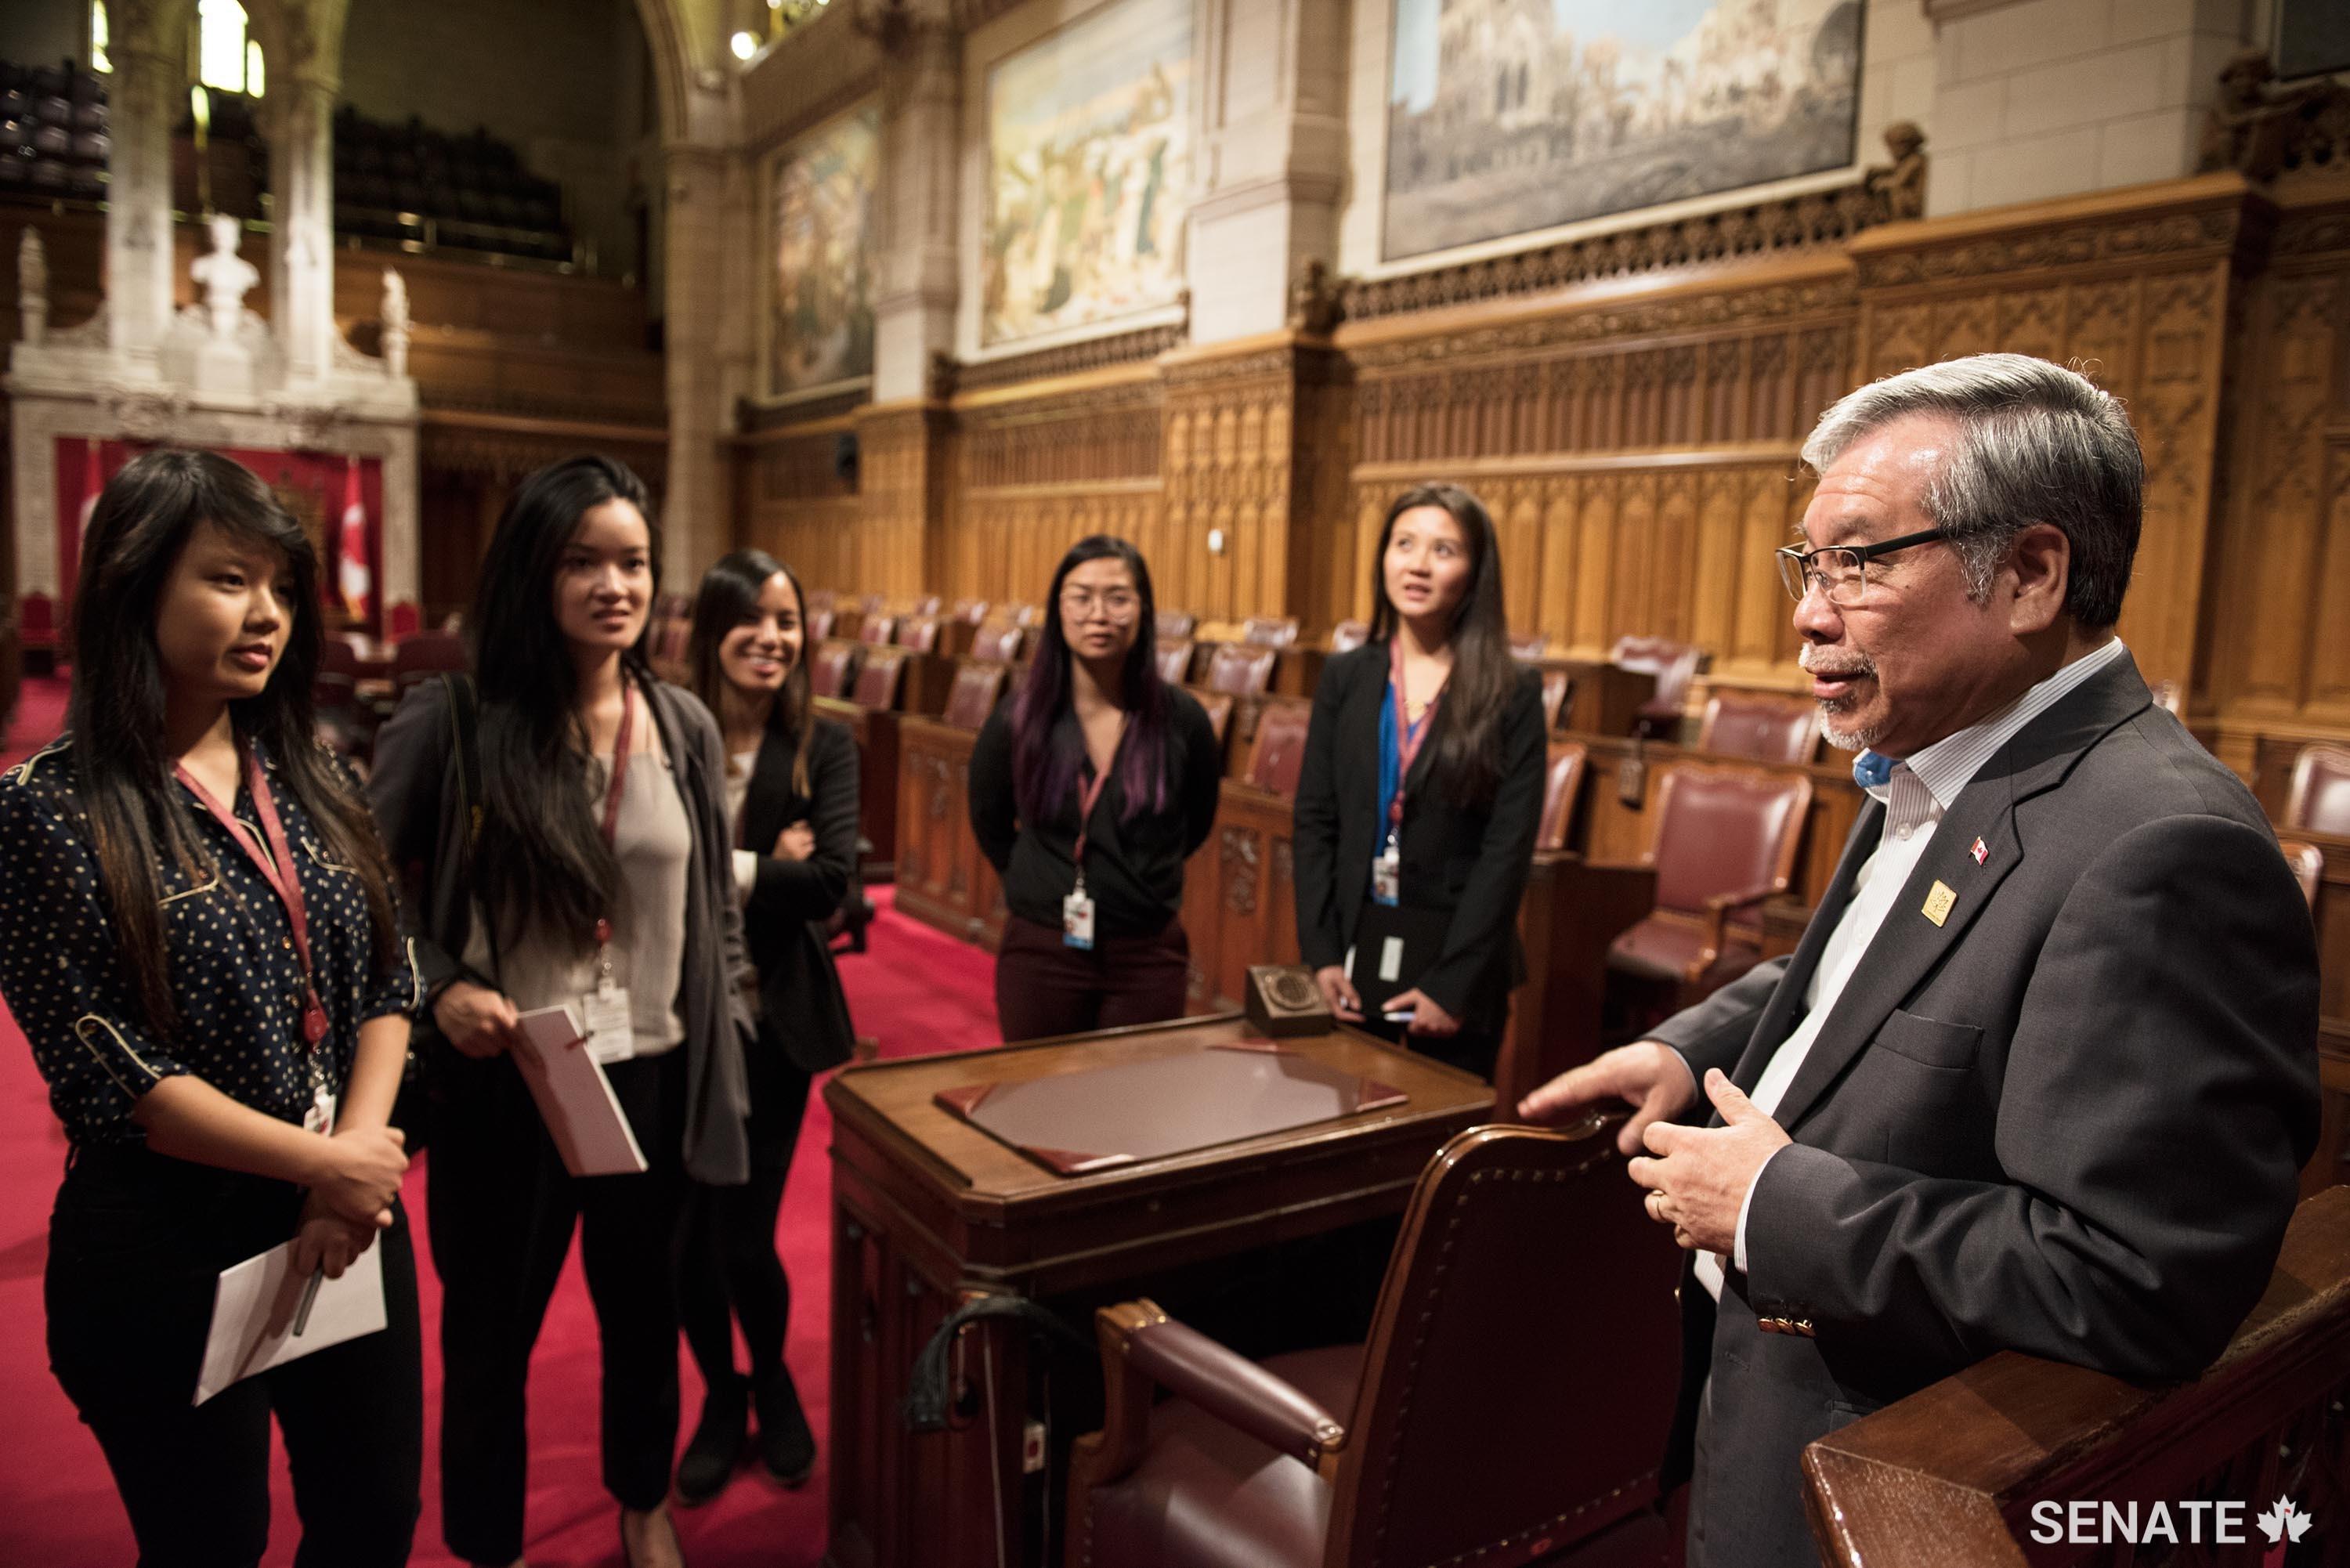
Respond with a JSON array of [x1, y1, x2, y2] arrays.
[[822, 1013, 1493, 1568]]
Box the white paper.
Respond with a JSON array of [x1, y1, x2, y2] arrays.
[[509, 1003, 650, 1177], [194, 1240, 385, 1406]]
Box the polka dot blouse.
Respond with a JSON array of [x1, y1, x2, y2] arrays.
[[0, 736, 421, 1145]]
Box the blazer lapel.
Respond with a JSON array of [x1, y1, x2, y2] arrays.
[[741, 728, 796, 851], [1765, 656, 2153, 1133], [1346, 647, 1386, 822]]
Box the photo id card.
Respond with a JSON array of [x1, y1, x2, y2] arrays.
[[1062, 890, 1097, 950], [1372, 845, 1401, 906], [581, 985, 634, 1065]]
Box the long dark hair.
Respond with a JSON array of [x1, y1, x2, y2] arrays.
[[467, 454, 660, 952], [687, 547, 814, 797], [1010, 536, 1170, 826], [67, 448, 400, 1039], [1370, 482, 1515, 807]]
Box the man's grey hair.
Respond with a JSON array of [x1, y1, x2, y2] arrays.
[[1800, 353, 2144, 629]]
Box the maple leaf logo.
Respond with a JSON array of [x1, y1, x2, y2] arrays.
[[2256, 1496, 2312, 1546]]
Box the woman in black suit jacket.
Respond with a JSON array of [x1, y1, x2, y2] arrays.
[[1292, 483, 1547, 1080], [674, 548, 859, 1504]]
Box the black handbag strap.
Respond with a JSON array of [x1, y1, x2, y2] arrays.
[[439, 672, 482, 853]]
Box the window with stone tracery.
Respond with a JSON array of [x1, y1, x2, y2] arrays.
[[196, 0, 264, 98]]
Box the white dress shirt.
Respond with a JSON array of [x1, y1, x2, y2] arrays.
[[1691, 638, 2132, 1302]]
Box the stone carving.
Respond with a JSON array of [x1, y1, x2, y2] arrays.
[[2197, 51, 2348, 182], [380, 268, 410, 380], [1864, 122, 1928, 222], [1288, 259, 1344, 337], [16, 226, 45, 345], [191, 213, 260, 341]]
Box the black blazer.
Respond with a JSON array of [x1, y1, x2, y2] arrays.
[[1648, 653, 2319, 1568], [1291, 640, 1547, 1028], [737, 716, 859, 1075]]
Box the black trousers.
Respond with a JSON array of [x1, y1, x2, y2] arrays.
[[425, 1042, 689, 1566], [679, 1038, 814, 1387], [994, 913, 1191, 1042], [45, 1145, 424, 1568]]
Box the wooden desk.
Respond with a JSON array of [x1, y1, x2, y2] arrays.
[[1544, 659, 1658, 737], [895, 714, 1007, 949], [823, 1015, 1494, 1568], [815, 695, 902, 875]]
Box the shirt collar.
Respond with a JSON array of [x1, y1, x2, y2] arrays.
[[1877, 638, 2132, 812]]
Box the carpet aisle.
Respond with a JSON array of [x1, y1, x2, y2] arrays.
[[0, 675, 1006, 1566]]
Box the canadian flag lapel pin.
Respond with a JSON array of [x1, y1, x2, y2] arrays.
[[1970, 836, 1989, 865]]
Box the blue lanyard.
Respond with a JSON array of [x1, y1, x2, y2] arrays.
[[1376, 680, 1432, 848]]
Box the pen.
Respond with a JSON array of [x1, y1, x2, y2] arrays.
[[291, 1265, 324, 1336]]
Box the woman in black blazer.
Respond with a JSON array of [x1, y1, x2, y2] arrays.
[[1292, 482, 1547, 1080], [674, 548, 859, 1504]]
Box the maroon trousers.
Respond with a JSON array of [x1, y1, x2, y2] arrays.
[[993, 914, 1191, 1042]]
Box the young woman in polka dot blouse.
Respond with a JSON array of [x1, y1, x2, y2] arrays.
[[0, 450, 424, 1566]]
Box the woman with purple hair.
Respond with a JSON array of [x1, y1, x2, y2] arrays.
[[967, 536, 1222, 1041]]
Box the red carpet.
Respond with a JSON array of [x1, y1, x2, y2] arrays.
[[0, 675, 1006, 1566]]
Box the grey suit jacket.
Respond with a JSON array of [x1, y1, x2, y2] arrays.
[[1648, 653, 2319, 1568]]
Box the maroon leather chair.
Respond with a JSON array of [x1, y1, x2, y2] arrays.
[[909, 594, 942, 616], [1241, 615, 1300, 650], [949, 598, 989, 626], [1507, 629, 1549, 661], [390, 630, 468, 693], [1327, 620, 1369, 656], [1246, 697, 1313, 800], [805, 607, 836, 644], [1186, 686, 1235, 748], [1156, 609, 1196, 640], [971, 623, 1027, 664], [1535, 739, 1589, 853], [1610, 634, 1708, 738], [851, 647, 908, 711], [895, 615, 942, 654], [1696, 689, 1822, 766], [808, 639, 862, 700], [2279, 837, 2323, 912], [1607, 761, 1811, 1010], [2287, 744, 2350, 836], [1154, 638, 1196, 687], [858, 593, 888, 616], [857, 614, 897, 647], [1203, 643, 1277, 697], [1010, 603, 1044, 630], [1538, 666, 1572, 732], [1066, 1123, 1682, 1568], [941, 662, 1007, 731]]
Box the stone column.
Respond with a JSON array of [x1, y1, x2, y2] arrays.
[[864, 0, 958, 404], [101, 5, 183, 381], [662, 139, 736, 582], [1184, 0, 1348, 345], [251, 0, 349, 388]]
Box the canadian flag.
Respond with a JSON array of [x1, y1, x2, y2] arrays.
[[336, 457, 372, 623]]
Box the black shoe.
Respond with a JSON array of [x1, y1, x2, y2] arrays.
[[674, 1374, 748, 1507], [752, 1364, 816, 1487]]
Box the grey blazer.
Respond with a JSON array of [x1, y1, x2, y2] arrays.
[[1650, 653, 2320, 1568], [368, 672, 755, 1186]]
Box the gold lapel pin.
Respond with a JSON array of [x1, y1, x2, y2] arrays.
[[1922, 880, 1957, 927]]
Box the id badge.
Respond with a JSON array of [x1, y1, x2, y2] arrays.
[[301, 1082, 337, 1136], [1062, 889, 1097, 950], [1372, 843, 1401, 906], [582, 983, 635, 1064]]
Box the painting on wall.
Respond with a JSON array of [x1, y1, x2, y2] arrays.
[[766, 103, 879, 397], [1383, 0, 1864, 261], [982, 0, 1191, 346]]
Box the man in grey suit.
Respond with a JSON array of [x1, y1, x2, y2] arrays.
[[1520, 353, 2320, 1568]]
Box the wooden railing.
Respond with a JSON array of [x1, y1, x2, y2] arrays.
[[1803, 1185, 2350, 1567]]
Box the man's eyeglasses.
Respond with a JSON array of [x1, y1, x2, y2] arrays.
[[1059, 588, 1140, 620], [1773, 526, 1956, 605]]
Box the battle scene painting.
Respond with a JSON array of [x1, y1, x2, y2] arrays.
[[1383, 0, 1864, 260], [982, 0, 1191, 345], [767, 103, 879, 396]]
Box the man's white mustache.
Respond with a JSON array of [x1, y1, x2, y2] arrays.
[[1799, 647, 1876, 680]]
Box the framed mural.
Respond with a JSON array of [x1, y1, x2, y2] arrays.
[[1383, 0, 1864, 261], [981, 0, 1191, 347], [765, 102, 880, 399]]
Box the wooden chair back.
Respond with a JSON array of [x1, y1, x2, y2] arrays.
[[1611, 634, 1708, 723], [1647, 762, 1812, 917], [1535, 740, 1588, 853], [2280, 836, 2323, 911], [972, 623, 1027, 664], [1155, 609, 1196, 640], [806, 606, 836, 644], [1328, 620, 1370, 655], [857, 614, 897, 647], [895, 615, 941, 654], [1539, 667, 1572, 732], [1204, 643, 1278, 696], [1187, 687, 1235, 748], [808, 639, 862, 700], [1697, 689, 1823, 765], [1241, 616, 1300, 650], [942, 662, 1007, 731], [2287, 743, 2350, 835], [1507, 630, 1549, 660], [1246, 697, 1314, 800], [851, 647, 907, 711], [1154, 638, 1195, 686]]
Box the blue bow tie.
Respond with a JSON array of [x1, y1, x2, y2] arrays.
[[1852, 750, 1893, 789]]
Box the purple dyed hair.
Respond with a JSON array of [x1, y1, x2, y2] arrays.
[[1009, 535, 1170, 827]]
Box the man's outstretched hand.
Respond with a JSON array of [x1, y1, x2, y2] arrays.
[[1517, 1040, 1699, 1158]]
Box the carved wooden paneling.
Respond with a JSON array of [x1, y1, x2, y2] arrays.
[[953, 374, 1163, 609], [739, 418, 865, 596]]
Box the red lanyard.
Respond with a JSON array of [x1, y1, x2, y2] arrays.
[[593, 681, 636, 948], [1070, 715, 1128, 886], [1388, 636, 1445, 835], [174, 747, 330, 1047]]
